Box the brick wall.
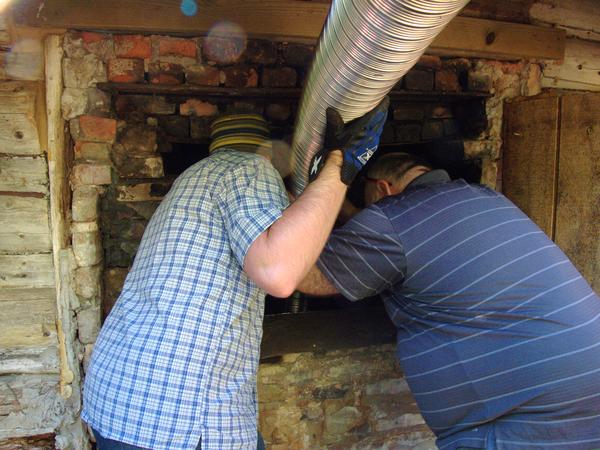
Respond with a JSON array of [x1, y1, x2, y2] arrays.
[[61, 30, 542, 449]]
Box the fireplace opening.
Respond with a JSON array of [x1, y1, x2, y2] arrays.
[[161, 142, 210, 176], [101, 81, 489, 320]]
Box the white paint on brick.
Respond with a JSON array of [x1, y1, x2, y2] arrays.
[[62, 54, 107, 89], [72, 229, 102, 267], [76, 306, 101, 345]]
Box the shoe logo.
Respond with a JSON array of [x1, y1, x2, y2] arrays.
[[357, 147, 375, 165], [310, 155, 323, 176]]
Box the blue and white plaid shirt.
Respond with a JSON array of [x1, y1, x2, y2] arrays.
[[82, 150, 289, 449]]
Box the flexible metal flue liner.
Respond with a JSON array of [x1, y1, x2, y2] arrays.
[[290, 0, 470, 194]]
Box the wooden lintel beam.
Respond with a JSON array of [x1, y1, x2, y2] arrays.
[[432, 16, 565, 61], [96, 82, 491, 102], [11, 0, 566, 60]]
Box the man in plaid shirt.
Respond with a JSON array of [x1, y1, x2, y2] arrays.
[[82, 101, 388, 450]]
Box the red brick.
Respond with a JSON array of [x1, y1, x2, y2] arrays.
[[244, 40, 278, 65], [404, 69, 434, 91], [180, 99, 218, 117], [74, 141, 111, 161], [415, 54, 442, 71], [435, 70, 461, 92], [71, 163, 112, 186], [282, 43, 314, 66], [115, 95, 176, 116], [77, 115, 117, 143], [108, 59, 145, 83], [118, 124, 158, 156], [222, 66, 258, 88], [261, 67, 297, 88], [186, 64, 221, 86], [81, 31, 106, 45], [158, 37, 197, 58], [114, 34, 152, 59], [148, 62, 185, 85], [81, 32, 115, 60], [150, 73, 183, 85]]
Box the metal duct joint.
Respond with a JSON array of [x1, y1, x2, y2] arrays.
[[290, 0, 470, 195]]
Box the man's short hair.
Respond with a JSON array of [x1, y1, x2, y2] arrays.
[[367, 152, 432, 183]]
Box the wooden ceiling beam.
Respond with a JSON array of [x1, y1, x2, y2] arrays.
[[10, 0, 565, 60]]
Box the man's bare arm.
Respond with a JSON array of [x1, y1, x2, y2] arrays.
[[244, 152, 347, 298], [244, 97, 389, 298], [297, 265, 339, 296]]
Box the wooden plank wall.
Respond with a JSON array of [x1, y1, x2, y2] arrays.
[[532, 0, 600, 91], [555, 93, 600, 292], [0, 82, 51, 253], [0, 17, 62, 441], [503, 95, 560, 238], [503, 92, 600, 293]]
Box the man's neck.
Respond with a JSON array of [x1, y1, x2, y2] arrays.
[[398, 166, 432, 193], [405, 169, 451, 190]]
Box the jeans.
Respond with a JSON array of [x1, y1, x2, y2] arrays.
[[93, 428, 266, 450]]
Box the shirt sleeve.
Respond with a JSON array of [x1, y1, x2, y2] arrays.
[[215, 156, 289, 267], [317, 204, 406, 301]]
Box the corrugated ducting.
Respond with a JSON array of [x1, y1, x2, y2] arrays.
[[290, 0, 470, 194]]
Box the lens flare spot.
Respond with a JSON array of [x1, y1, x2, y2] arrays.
[[203, 21, 247, 64], [5, 39, 44, 81], [271, 140, 294, 179], [180, 0, 198, 16], [0, 0, 12, 14]]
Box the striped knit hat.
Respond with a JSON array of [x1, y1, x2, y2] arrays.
[[209, 114, 272, 154]]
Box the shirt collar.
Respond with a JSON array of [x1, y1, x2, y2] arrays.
[[406, 169, 451, 190]]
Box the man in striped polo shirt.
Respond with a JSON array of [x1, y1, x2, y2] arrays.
[[300, 152, 600, 449]]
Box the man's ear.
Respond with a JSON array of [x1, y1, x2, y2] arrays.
[[376, 179, 393, 198]]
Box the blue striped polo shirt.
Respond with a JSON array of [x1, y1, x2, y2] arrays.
[[318, 172, 600, 449]]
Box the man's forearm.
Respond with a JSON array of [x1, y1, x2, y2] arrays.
[[244, 152, 347, 297], [297, 265, 339, 296]]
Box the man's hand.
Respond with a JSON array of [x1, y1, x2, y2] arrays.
[[309, 96, 390, 185]]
